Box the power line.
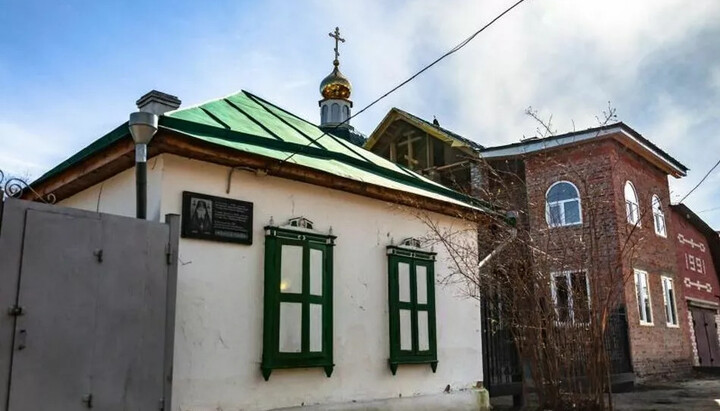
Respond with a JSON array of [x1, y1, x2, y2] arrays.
[[678, 157, 720, 203], [697, 205, 720, 214], [277, 0, 529, 166]]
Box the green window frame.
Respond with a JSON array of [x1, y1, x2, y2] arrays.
[[261, 218, 335, 381], [387, 240, 438, 375]]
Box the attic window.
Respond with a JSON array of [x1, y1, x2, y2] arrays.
[[288, 217, 314, 230]]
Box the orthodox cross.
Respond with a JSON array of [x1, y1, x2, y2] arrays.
[[328, 27, 345, 61]]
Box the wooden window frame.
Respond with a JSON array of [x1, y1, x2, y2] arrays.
[[261, 224, 336, 381], [387, 244, 438, 375]]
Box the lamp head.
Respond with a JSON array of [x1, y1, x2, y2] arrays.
[[128, 111, 159, 145]]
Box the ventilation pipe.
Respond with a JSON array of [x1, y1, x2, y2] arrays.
[[128, 111, 158, 219]]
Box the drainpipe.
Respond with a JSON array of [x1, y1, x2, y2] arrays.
[[478, 211, 518, 270], [128, 111, 158, 219]]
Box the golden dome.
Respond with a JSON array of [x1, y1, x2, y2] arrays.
[[320, 60, 352, 100]]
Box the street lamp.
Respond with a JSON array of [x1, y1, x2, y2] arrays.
[[128, 111, 158, 219]]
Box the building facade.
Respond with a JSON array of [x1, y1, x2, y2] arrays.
[[366, 114, 694, 381], [670, 204, 720, 368], [25, 85, 500, 410]]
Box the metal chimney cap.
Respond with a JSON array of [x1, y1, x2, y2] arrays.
[[128, 111, 159, 145]]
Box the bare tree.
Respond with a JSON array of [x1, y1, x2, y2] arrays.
[[412, 105, 655, 410]]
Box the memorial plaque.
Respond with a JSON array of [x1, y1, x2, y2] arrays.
[[181, 191, 253, 244]]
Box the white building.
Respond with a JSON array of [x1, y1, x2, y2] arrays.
[[26, 47, 498, 409]]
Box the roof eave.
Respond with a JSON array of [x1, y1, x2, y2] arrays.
[[479, 124, 687, 178], [25, 128, 498, 222]]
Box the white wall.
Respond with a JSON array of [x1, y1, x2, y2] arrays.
[[62, 153, 483, 411], [58, 156, 165, 220]]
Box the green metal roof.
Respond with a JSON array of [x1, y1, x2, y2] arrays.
[[33, 90, 496, 214]]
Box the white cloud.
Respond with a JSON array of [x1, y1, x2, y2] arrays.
[[1, 0, 719, 226]]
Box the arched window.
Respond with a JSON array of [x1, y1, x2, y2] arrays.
[[652, 195, 666, 237], [331, 103, 340, 123], [343, 105, 350, 120], [546, 181, 582, 227], [321, 105, 328, 124], [624, 181, 640, 226]]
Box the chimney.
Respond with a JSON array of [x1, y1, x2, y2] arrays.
[[136, 90, 181, 115]]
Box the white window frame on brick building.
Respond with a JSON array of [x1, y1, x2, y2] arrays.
[[545, 181, 582, 228], [625, 181, 640, 226], [652, 195, 666, 237], [661, 276, 679, 327], [550, 270, 591, 324], [634, 269, 653, 325]]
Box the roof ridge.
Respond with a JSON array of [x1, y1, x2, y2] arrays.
[[162, 89, 247, 116]]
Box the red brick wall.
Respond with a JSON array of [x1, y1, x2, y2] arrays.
[[520, 136, 693, 379], [606, 141, 692, 378], [670, 211, 720, 304]]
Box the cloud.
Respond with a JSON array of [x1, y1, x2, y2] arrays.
[[1, 0, 719, 227]]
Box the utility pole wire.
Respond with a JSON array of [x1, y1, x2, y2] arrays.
[[277, 0, 529, 166], [678, 157, 720, 204]]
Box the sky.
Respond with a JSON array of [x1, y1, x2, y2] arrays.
[[1, 0, 719, 227]]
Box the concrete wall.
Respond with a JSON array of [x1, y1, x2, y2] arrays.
[[61, 153, 483, 410]]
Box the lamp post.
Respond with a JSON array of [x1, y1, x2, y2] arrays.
[[128, 111, 158, 219]]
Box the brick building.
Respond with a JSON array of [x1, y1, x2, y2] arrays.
[[670, 203, 720, 367], [366, 112, 694, 382]]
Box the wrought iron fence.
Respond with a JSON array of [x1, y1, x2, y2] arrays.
[[0, 169, 55, 204]]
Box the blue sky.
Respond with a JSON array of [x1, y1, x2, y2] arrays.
[[1, 0, 719, 227]]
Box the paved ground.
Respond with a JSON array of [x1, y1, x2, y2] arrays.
[[492, 376, 720, 410]]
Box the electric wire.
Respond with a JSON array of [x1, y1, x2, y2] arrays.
[[678, 157, 720, 204], [277, 0, 528, 166]]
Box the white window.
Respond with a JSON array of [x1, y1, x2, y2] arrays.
[[551, 271, 590, 323], [661, 276, 678, 327], [652, 195, 666, 237], [625, 181, 640, 226], [634, 269, 653, 325], [546, 181, 582, 227]]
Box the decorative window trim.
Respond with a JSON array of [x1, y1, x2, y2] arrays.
[[550, 270, 591, 324], [386, 239, 438, 375], [625, 181, 641, 227], [634, 269, 653, 326], [261, 218, 336, 381], [651, 195, 666, 237], [545, 181, 583, 228], [661, 276, 679, 327]]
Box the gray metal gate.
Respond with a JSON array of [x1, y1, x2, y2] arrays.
[[0, 199, 179, 411]]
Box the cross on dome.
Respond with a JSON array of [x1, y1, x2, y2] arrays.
[[328, 27, 345, 64]]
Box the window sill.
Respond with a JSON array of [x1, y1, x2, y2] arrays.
[[638, 321, 654, 327], [548, 222, 583, 229], [666, 323, 680, 328], [261, 361, 334, 381], [389, 358, 438, 375]]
